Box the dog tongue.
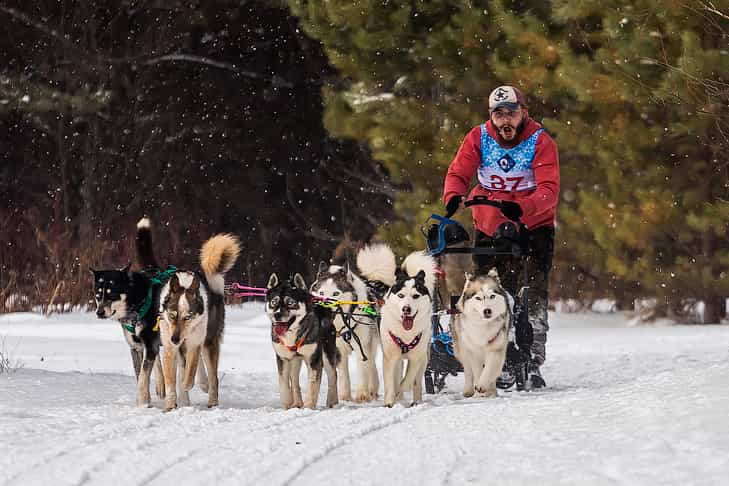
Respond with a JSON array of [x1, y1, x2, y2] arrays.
[[402, 316, 414, 331], [274, 323, 289, 336]]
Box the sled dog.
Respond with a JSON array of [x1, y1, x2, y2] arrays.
[[266, 273, 339, 410], [451, 270, 511, 398], [91, 218, 165, 407], [158, 234, 240, 411], [359, 245, 436, 407], [311, 262, 380, 402]]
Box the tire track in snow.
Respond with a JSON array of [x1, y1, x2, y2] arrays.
[[6, 407, 311, 486], [277, 404, 430, 486]]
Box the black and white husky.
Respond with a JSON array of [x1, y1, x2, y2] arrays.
[[266, 273, 339, 410], [91, 218, 165, 407], [451, 269, 511, 398], [158, 234, 240, 411], [358, 245, 436, 407], [311, 262, 381, 402]]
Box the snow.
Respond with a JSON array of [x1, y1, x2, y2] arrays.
[[2, 305, 729, 485]]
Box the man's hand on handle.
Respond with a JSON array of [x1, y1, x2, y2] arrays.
[[445, 195, 463, 218], [500, 201, 523, 221]]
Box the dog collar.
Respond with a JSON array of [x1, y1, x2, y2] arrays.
[[388, 330, 422, 354], [488, 327, 504, 344]]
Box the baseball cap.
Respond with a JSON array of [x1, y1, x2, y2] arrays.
[[488, 86, 526, 112]]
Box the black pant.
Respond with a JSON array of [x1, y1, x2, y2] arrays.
[[473, 226, 555, 366]]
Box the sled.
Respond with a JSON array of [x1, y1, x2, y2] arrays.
[[422, 196, 534, 394]]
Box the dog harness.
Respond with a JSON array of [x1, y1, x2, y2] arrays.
[[488, 326, 505, 344], [277, 335, 307, 353], [389, 330, 423, 354], [478, 125, 543, 192]]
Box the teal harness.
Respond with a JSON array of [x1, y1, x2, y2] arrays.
[[120, 265, 177, 333]]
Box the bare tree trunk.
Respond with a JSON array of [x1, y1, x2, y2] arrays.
[[703, 295, 726, 324]]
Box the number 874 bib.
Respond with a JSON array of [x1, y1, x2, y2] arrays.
[[478, 124, 543, 192]]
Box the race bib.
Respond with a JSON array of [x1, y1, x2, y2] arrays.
[[478, 125, 542, 192]]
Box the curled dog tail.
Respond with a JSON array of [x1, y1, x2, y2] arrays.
[[136, 217, 159, 269], [356, 243, 397, 288], [402, 251, 437, 295], [200, 234, 241, 296]]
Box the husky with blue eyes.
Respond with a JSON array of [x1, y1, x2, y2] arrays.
[[266, 273, 339, 410], [362, 249, 436, 407], [310, 262, 382, 403], [451, 269, 511, 398]]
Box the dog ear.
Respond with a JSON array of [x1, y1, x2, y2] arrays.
[[487, 267, 501, 284], [317, 261, 328, 276], [395, 267, 408, 282], [120, 262, 132, 278], [293, 273, 306, 289], [190, 275, 200, 292], [170, 273, 181, 293], [267, 273, 279, 289], [415, 270, 426, 282]]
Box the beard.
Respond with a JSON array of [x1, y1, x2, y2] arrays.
[[495, 118, 526, 144]]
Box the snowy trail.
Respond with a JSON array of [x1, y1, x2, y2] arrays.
[[2, 307, 729, 485]]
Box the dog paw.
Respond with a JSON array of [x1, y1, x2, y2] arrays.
[[207, 399, 219, 409], [475, 385, 497, 397], [339, 392, 353, 402], [463, 389, 475, 398], [354, 391, 368, 403], [164, 400, 177, 412], [292, 399, 303, 408]]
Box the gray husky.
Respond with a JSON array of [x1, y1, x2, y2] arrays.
[[266, 273, 339, 409], [451, 269, 511, 398]]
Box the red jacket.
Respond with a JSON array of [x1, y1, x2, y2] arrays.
[[443, 118, 560, 236]]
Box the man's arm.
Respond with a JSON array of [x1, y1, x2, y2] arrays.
[[443, 127, 482, 204], [520, 133, 560, 218]]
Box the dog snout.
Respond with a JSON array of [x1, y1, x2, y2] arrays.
[[171, 334, 181, 345], [484, 308, 492, 318], [96, 307, 106, 318], [402, 305, 412, 315]]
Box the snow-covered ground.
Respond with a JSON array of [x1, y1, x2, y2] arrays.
[[1, 305, 728, 486]]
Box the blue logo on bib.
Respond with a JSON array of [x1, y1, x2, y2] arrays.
[[497, 154, 516, 172]]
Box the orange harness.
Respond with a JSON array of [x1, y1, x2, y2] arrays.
[[278, 335, 307, 352]]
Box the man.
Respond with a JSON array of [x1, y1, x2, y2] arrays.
[[443, 85, 560, 388]]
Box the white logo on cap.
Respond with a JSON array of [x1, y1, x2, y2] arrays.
[[494, 87, 510, 102]]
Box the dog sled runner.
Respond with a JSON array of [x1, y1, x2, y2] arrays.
[[422, 196, 535, 394]]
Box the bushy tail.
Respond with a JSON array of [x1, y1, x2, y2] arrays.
[[200, 234, 241, 295], [356, 243, 397, 287], [136, 217, 159, 269], [402, 251, 437, 295]]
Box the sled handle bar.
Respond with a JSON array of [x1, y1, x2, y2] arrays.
[[464, 195, 502, 209]]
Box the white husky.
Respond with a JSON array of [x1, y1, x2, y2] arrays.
[[359, 245, 436, 407], [451, 269, 511, 398], [311, 263, 381, 402]]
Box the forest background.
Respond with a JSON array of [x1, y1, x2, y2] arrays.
[[1, 0, 727, 322]]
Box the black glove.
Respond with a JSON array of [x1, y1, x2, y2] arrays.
[[445, 196, 462, 218], [500, 201, 523, 221]]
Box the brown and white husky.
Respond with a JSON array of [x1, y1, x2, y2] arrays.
[[158, 234, 240, 411]]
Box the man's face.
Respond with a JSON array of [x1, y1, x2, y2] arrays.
[[490, 107, 525, 142]]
